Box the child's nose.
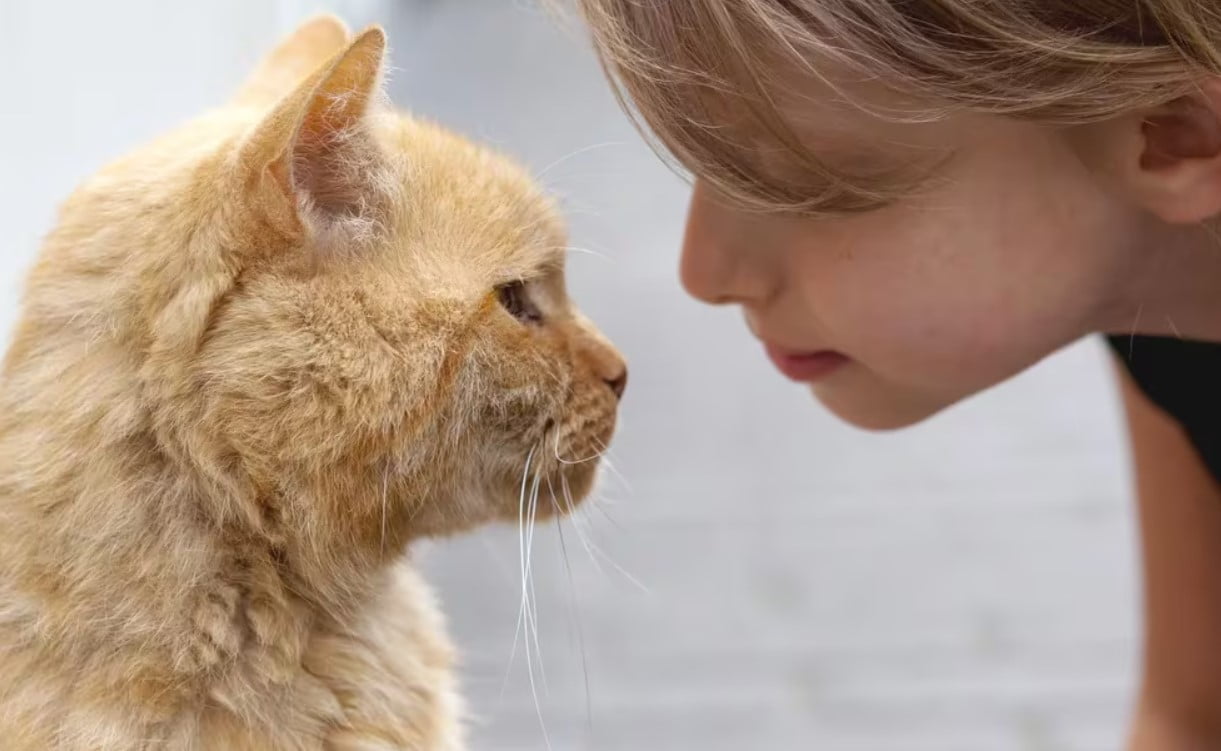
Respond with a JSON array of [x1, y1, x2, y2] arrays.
[[680, 181, 774, 306]]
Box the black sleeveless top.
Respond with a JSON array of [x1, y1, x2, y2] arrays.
[[1106, 335, 1221, 485]]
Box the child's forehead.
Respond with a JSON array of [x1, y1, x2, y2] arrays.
[[710, 59, 958, 177], [773, 56, 954, 144], [599, 6, 975, 213]]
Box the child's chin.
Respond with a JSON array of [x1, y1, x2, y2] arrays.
[[810, 382, 950, 432]]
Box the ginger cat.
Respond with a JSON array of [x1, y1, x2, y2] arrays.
[[0, 16, 625, 750]]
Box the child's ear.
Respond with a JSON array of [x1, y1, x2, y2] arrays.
[[232, 14, 351, 108], [237, 26, 389, 242], [1108, 80, 1221, 224]]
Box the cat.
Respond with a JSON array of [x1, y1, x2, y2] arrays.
[[0, 15, 625, 750]]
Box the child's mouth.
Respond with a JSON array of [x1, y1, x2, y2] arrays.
[[763, 344, 849, 382]]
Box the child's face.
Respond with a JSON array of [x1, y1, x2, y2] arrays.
[[680, 79, 1151, 428]]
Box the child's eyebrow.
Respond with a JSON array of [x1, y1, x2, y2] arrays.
[[730, 133, 953, 213]]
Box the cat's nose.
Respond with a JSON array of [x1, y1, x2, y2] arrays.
[[604, 367, 628, 401], [568, 312, 627, 401]]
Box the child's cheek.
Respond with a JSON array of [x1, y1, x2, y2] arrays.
[[801, 230, 1015, 389]]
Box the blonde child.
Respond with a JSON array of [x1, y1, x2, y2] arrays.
[[577, 3, 1221, 748]]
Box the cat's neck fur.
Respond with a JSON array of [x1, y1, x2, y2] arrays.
[[0, 148, 433, 722], [0, 378, 392, 708]]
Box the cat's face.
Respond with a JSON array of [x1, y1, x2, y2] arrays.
[[164, 22, 624, 541]]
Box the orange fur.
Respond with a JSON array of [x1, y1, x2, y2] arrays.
[[0, 16, 624, 749]]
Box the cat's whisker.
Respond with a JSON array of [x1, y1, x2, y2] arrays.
[[535, 141, 628, 181], [586, 537, 651, 596], [589, 436, 633, 494], [505, 443, 554, 749], [503, 444, 538, 699], [552, 429, 609, 466], [588, 492, 630, 515], [526, 466, 548, 695], [587, 496, 632, 542], [551, 194, 613, 220], [564, 245, 612, 262], [533, 241, 615, 264], [523, 463, 553, 750], [560, 476, 650, 595], [597, 456, 631, 495], [536, 243, 614, 263], [560, 474, 603, 575], [546, 474, 594, 730]]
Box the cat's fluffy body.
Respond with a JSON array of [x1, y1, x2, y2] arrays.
[[0, 17, 623, 750]]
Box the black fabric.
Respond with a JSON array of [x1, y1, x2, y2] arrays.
[[1106, 335, 1221, 486]]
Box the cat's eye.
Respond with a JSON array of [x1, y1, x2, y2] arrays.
[[496, 280, 543, 325]]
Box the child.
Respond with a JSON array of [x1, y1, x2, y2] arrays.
[[576, 2, 1221, 748]]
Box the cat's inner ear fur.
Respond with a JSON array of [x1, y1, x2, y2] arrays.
[[237, 26, 392, 250]]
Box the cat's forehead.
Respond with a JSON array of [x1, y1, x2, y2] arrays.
[[500, 211, 567, 275], [381, 116, 567, 277]]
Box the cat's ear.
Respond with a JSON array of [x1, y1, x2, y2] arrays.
[[231, 15, 351, 108], [236, 26, 390, 243]]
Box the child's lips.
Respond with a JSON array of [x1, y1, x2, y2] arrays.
[[763, 344, 849, 382]]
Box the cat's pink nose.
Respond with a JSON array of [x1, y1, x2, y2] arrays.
[[604, 367, 627, 401]]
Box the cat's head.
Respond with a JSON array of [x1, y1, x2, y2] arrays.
[[124, 19, 626, 545]]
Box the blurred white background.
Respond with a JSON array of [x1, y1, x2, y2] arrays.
[[0, 2, 1141, 749]]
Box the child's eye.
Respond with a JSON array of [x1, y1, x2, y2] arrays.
[[495, 280, 543, 324]]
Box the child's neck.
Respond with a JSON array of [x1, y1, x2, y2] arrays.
[[1105, 220, 1221, 342]]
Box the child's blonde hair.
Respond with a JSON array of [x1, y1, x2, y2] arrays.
[[577, 0, 1221, 213]]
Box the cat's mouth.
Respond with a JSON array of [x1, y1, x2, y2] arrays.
[[510, 406, 614, 522]]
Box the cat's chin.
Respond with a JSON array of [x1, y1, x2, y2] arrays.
[[487, 460, 603, 528], [501, 411, 615, 521], [549, 461, 601, 514]]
